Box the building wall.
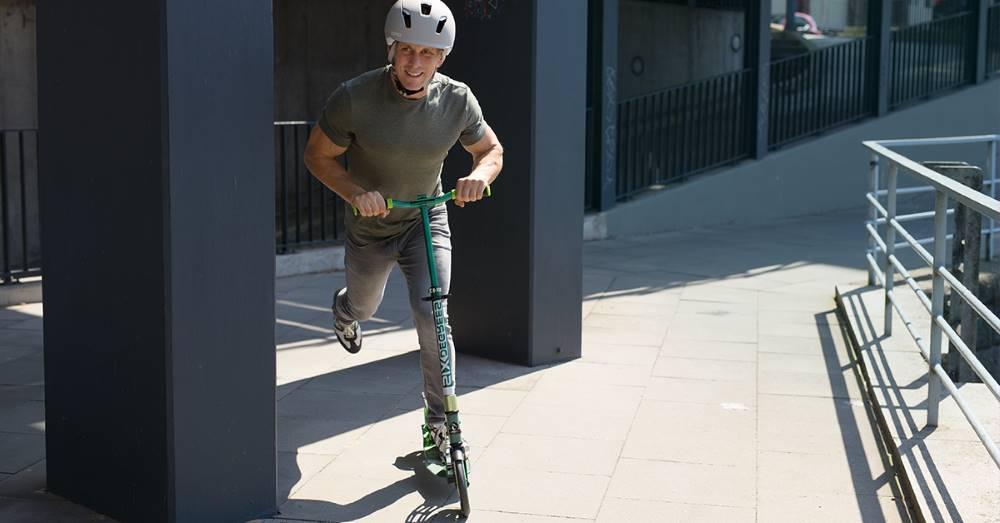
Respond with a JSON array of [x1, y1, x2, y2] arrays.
[[618, 1, 744, 99], [0, 0, 36, 129], [593, 79, 1000, 238]]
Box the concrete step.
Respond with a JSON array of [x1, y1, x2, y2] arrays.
[[836, 282, 1000, 523]]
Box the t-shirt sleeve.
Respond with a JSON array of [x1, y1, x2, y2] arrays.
[[459, 88, 487, 147], [318, 84, 354, 148]]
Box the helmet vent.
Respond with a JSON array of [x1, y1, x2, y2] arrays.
[[401, 9, 412, 28], [421, 3, 432, 15], [436, 16, 447, 34]]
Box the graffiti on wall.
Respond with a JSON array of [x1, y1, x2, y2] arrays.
[[464, 0, 502, 21]]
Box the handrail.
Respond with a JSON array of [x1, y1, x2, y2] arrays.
[[865, 135, 1000, 470], [863, 141, 1000, 221]]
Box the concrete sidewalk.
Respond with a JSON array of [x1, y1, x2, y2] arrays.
[[0, 208, 912, 522]]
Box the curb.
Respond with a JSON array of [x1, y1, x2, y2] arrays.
[[0, 281, 42, 307], [835, 285, 924, 523], [276, 245, 345, 278]]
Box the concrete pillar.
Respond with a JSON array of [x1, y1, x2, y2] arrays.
[[443, 0, 585, 366], [36, 2, 276, 521]]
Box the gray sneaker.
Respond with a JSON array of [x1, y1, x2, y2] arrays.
[[332, 288, 361, 354], [427, 422, 452, 464], [428, 422, 470, 463], [333, 318, 362, 354]]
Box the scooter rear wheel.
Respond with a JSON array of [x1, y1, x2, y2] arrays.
[[453, 459, 470, 516]]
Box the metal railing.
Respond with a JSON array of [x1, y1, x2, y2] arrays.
[[769, 38, 871, 149], [615, 68, 752, 200], [274, 122, 346, 253], [890, 12, 974, 109], [0, 129, 41, 284], [988, 4, 1000, 77], [0, 123, 348, 287], [864, 135, 1000, 470]]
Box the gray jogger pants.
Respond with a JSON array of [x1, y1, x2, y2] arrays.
[[333, 207, 454, 424]]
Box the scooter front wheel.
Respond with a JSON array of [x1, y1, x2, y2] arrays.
[[453, 458, 470, 516]]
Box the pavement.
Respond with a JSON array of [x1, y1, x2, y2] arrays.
[[0, 208, 919, 522]]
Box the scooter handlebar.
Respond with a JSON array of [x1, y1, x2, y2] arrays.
[[352, 185, 491, 216]]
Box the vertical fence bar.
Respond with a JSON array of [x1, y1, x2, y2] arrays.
[[302, 127, 313, 243], [868, 153, 879, 286], [820, 50, 830, 129], [18, 131, 27, 273], [628, 99, 636, 194], [645, 94, 654, 185], [654, 92, 663, 183], [991, 140, 998, 259], [319, 131, 327, 240], [615, 102, 624, 198], [928, 190, 949, 427], [293, 128, 302, 245], [630, 99, 637, 194], [705, 79, 713, 167], [707, 78, 716, 166], [884, 164, 898, 335], [277, 126, 288, 253], [722, 76, 732, 160], [0, 133, 9, 282], [680, 87, 690, 175], [635, 98, 644, 190]]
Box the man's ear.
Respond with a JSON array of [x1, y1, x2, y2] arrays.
[[437, 51, 447, 67]]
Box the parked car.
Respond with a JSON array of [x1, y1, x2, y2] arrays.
[[770, 12, 821, 35]]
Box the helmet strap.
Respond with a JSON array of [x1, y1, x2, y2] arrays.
[[390, 65, 427, 98]]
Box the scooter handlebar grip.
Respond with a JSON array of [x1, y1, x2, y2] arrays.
[[352, 199, 394, 216]]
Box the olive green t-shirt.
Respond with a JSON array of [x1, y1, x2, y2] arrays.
[[319, 66, 487, 241]]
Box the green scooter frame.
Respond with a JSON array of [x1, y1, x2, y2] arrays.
[[360, 186, 490, 517]]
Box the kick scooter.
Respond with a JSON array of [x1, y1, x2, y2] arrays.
[[355, 186, 489, 517]]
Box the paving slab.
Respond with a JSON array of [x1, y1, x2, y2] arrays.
[[596, 497, 755, 523]]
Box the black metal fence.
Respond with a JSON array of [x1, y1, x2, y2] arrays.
[[274, 122, 346, 253], [989, 4, 1000, 77], [890, 12, 974, 108], [769, 38, 871, 149], [0, 129, 41, 284], [615, 69, 752, 200]]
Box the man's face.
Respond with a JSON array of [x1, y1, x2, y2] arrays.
[[392, 42, 446, 92]]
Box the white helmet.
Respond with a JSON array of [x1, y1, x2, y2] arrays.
[[384, 0, 456, 58]]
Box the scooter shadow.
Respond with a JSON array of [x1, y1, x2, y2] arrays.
[[279, 450, 466, 522]]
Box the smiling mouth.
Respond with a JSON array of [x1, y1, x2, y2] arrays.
[[404, 71, 423, 79]]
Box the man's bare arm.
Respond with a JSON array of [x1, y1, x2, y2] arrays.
[[303, 126, 388, 217], [455, 124, 503, 207]]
